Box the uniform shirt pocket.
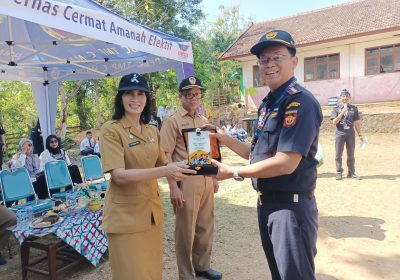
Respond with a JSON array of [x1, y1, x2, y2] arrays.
[[263, 117, 280, 153], [103, 193, 152, 234]]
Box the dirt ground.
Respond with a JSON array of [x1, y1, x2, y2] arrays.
[[1, 131, 400, 279]]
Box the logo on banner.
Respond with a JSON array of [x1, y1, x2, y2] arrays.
[[177, 43, 189, 59], [41, 27, 91, 46]]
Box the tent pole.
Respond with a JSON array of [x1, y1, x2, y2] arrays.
[[44, 69, 51, 136]]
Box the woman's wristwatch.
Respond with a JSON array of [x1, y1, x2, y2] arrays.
[[233, 168, 244, 181]]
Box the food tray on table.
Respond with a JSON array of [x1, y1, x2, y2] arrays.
[[58, 206, 86, 217], [29, 216, 64, 229]]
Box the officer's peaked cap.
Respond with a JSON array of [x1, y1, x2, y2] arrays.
[[340, 88, 351, 96], [179, 76, 204, 92], [118, 73, 150, 93], [250, 30, 296, 58]]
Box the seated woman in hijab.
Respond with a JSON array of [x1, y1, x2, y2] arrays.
[[8, 138, 46, 202], [40, 134, 83, 188]]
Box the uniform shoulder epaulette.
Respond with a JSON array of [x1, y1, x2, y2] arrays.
[[287, 83, 303, 96], [109, 120, 119, 125]]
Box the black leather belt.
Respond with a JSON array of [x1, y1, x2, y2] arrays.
[[258, 190, 314, 204]]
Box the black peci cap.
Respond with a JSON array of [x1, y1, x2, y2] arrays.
[[179, 76, 204, 92], [250, 30, 296, 58], [118, 73, 150, 93]]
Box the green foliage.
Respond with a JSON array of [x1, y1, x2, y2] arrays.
[[246, 87, 258, 96], [67, 78, 118, 129], [0, 81, 37, 133], [193, 6, 250, 105], [96, 0, 204, 39], [144, 70, 179, 108], [95, 0, 205, 111]]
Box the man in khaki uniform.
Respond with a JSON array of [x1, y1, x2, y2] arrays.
[[160, 76, 222, 280]]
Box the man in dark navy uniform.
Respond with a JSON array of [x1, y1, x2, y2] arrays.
[[330, 89, 363, 180], [207, 30, 322, 280]]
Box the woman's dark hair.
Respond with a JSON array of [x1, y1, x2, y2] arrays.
[[112, 90, 152, 124], [45, 134, 61, 154]]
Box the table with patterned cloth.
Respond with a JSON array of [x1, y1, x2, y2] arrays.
[[12, 207, 108, 267]]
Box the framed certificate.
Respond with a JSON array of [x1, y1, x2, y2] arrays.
[[182, 128, 221, 175]]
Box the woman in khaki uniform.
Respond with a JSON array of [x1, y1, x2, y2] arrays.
[[100, 73, 195, 280]]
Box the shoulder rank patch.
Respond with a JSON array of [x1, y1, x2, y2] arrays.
[[287, 84, 302, 96], [104, 132, 115, 138], [286, 101, 300, 109], [284, 112, 297, 127]]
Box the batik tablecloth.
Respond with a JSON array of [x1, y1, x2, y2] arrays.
[[12, 207, 108, 266]]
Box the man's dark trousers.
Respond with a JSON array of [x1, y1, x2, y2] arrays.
[[335, 131, 355, 175], [257, 197, 318, 280]]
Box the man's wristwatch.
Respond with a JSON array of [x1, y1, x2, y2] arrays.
[[233, 168, 244, 181]]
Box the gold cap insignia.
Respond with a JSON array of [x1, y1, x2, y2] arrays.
[[189, 77, 196, 85], [266, 31, 278, 40]]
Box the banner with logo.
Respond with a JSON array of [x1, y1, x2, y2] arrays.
[[0, 0, 193, 63]]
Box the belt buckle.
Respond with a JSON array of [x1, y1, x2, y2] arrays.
[[293, 194, 299, 203]]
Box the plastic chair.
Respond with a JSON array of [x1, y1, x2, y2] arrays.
[[0, 168, 54, 214], [80, 155, 109, 191], [44, 161, 74, 200]]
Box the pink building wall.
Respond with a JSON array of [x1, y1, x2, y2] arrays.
[[248, 72, 400, 107]]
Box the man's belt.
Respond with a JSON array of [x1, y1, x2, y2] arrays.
[[257, 190, 314, 205]]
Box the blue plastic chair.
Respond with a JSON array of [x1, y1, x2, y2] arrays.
[[0, 168, 54, 214], [80, 155, 109, 191], [44, 161, 74, 200]]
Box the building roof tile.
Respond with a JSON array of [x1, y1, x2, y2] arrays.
[[219, 0, 400, 60]]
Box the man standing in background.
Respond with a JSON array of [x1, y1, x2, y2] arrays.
[[330, 89, 363, 180]]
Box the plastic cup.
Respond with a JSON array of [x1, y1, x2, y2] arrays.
[[16, 208, 28, 225], [66, 192, 77, 208], [26, 206, 34, 222]]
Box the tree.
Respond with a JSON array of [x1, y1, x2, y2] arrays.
[[96, 0, 204, 39], [96, 0, 206, 112], [58, 81, 83, 140], [0, 81, 37, 134], [193, 6, 251, 106]]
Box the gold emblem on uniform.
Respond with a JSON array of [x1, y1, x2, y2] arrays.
[[189, 77, 196, 85], [266, 31, 278, 39], [284, 113, 297, 127], [147, 137, 155, 143], [286, 102, 301, 109]]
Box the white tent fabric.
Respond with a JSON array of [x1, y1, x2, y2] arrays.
[[0, 0, 194, 139]]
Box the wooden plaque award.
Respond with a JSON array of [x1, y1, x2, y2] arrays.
[[182, 128, 221, 175]]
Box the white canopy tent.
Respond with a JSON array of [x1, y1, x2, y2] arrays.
[[0, 0, 194, 140]]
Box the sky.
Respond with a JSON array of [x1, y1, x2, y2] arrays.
[[201, 0, 351, 23]]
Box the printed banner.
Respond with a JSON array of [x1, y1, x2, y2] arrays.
[[0, 0, 193, 63]]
